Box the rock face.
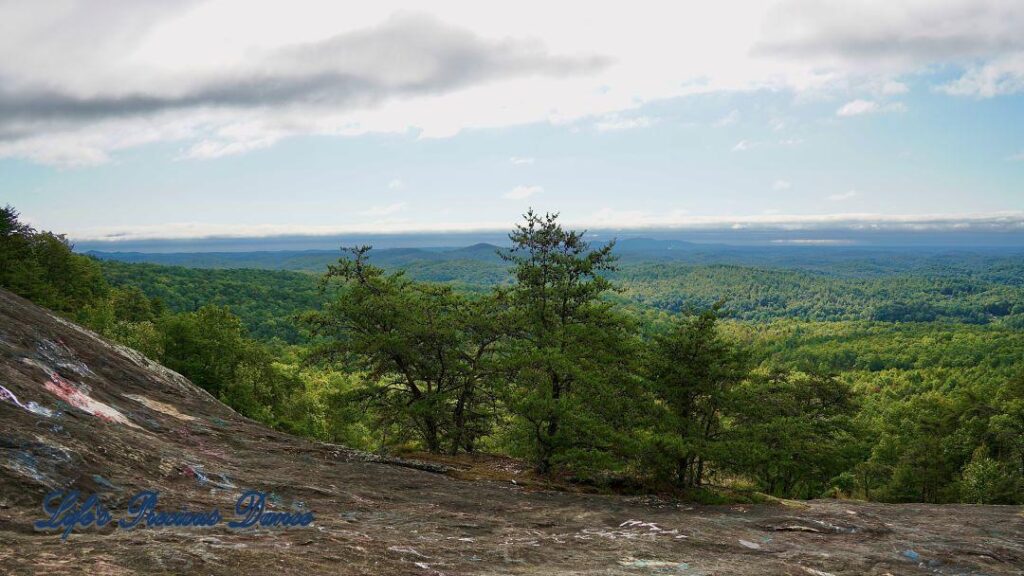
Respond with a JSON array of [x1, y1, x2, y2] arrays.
[[0, 287, 1022, 575]]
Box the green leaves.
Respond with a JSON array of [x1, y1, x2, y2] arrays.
[[0, 204, 108, 316], [725, 371, 863, 499], [642, 307, 747, 490], [305, 246, 506, 454], [499, 211, 639, 476]]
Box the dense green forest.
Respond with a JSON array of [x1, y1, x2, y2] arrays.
[[4, 205, 1023, 504], [95, 248, 1024, 343], [99, 261, 322, 342]]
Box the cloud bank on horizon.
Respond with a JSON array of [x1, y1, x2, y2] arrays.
[[60, 211, 1024, 243], [1, 0, 1022, 240]]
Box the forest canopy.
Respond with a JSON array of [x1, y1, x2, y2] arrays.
[[2, 205, 1022, 504]]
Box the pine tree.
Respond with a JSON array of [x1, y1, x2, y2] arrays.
[[501, 210, 639, 475]]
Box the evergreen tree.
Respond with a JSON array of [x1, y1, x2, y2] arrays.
[[725, 371, 862, 498], [0, 204, 107, 314], [501, 210, 640, 475], [303, 246, 504, 453], [643, 307, 747, 489]]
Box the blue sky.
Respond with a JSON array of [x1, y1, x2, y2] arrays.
[[1, 1, 1022, 242]]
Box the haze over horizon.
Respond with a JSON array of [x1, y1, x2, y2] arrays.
[[2, 1, 1023, 244], [74, 226, 1024, 253]]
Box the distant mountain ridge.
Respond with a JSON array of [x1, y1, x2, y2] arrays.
[[85, 242, 508, 271], [86, 238, 1024, 276], [72, 225, 1024, 254]]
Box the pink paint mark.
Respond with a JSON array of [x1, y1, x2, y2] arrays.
[[0, 384, 55, 417], [43, 372, 137, 428]]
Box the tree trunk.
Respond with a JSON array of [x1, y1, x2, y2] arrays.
[[538, 371, 562, 474], [450, 387, 469, 456], [422, 414, 441, 453]]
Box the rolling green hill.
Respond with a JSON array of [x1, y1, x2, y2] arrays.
[[96, 245, 1024, 342]]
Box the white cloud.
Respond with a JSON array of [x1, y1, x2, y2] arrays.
[[940, 53, 1024, 98], [388, 178, 405, 190], [734, 138, 802, 151], [880, 80, 909, 95], [503, 185, 543, 200], [2, 0, 1022, 165], [0, 141, 111, 168], [772, 179, 792, 191], [728, 138, 801, 152], [828, 190, 858, 201], [1009, 151, 1024, 162], [361, 202, 408, 216], [586, 207, 661, 227], [756, 1, 1024, 67], [594, 115, 653, 132], [564, 209, 1024, 233], [758, 1, 1024, 98], [65, 210, 1024, 242], [0, 7, 608, 166], [836, 99, 877, 116], [836, 99, 906, 116], [181, 137, 278, 160], [714, 109, 740, 127], [732, 140, 754, 152], [509, 156, 535, 165]]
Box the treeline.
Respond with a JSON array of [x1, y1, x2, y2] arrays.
[[0, 205, 305, 430], [746, 321, 1024, 503], [92, 247, 1024, 345], [296, 211, 1022, 502], [3, 205, 1022, 503], [0, 206, 108, 316], [99, 260, 321, 343], [616, 263, 1024, 326]]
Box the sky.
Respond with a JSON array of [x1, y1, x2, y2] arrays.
[[1, 0, 1023, 244]]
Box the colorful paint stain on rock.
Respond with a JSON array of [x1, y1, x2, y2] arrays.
[[92, 473, 122, 492], [0, 438, 75, 490], [43, 374, 137, 428], [22, 358, 138, 428], [738, 539, 761, 550], [37, 339, 94, 378], [4, 450, 51, 486], [182, 463, 236, 490], [0, 384, 56, 418], [124, 394, 196, 421], [619, 558, 690, 572]]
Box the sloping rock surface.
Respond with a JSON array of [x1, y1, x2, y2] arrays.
[[0, 288, 1021, 575]]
